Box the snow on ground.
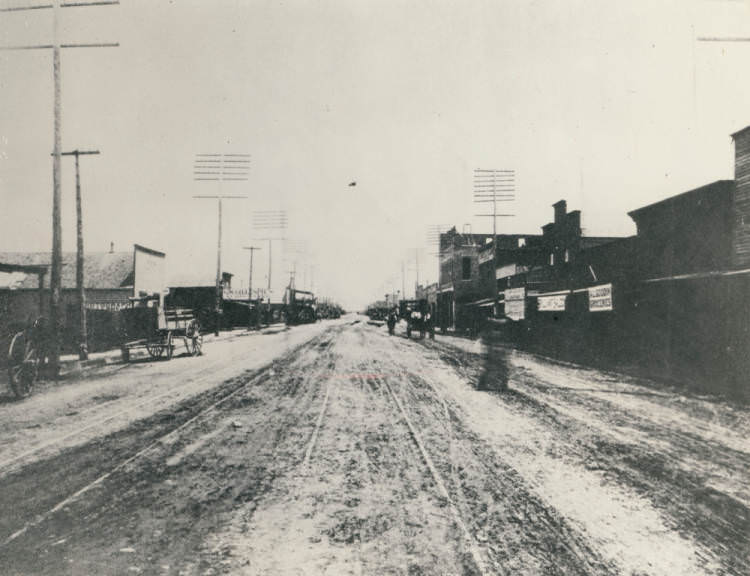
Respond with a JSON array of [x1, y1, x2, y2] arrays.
[[385, 330, 740, 575], [0, 320, 337, 475]]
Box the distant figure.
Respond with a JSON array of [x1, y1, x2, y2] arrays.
[[387, 308, 397, 335], [348, 181, 357, 187], [424, 310, 435, 339], [477, 316, 509, 391]]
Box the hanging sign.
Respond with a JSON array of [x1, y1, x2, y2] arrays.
[[503, 287, 526, 320], [538, 293, 567, 312], [588, 283, 613, 311]]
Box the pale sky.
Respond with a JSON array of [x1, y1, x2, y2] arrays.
[[2, 0, 750, 309]]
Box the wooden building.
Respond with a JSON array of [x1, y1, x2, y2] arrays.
[[0, 244, 164, 356]]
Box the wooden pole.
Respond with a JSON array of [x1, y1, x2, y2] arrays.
[[74, 151, 87, 359], [215, 197, 222, 336], [50, 0, 62, 377], [0, 0, 118, 374], [243, 246, 260, 330], [57, 149, 99, 360], [267, 238, 272, 325]]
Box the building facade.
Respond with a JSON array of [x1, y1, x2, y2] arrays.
[[0, 244, 164, 356]]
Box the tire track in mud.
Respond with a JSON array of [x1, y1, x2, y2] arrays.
[[0, 328, 314, 476], [0, 326, 345, 575], [500, 376, 750, 576], [379, 374, 489, 576], [367, 327, 615, 575], [230, 324, 481, 575], [421, 335, 749, 575]]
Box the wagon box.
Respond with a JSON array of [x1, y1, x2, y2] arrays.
[[119, 296, 203, 362]]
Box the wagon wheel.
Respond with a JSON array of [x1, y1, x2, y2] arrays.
[[145, 340, 164, 359], [165, 331, 173, 360], [185, 319, 203, 356], [7, 331, 38, 398]]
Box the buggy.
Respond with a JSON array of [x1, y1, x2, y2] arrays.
[[399, 299, 432, 339]]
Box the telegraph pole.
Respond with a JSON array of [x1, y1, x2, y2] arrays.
[[283, 238, 310, 291], [415, 248, 420, 297], [243, 245, 261, 330], [252, 210, 287, 325], [193, 153, 251, 335], [61, 149, 100, 360], [474, 169, 515, 315], [401, 261, 406, 299], [1, 0, 119, 376]]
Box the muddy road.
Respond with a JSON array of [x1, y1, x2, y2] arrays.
[[0, 317, 747, 575]]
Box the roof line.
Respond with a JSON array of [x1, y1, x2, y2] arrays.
[[134, 244, 166, 258], [627, 179, 734, 217]]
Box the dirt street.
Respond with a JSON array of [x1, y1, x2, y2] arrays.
[[0, 316, 747, 575]]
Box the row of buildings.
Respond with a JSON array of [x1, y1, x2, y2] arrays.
[[419, 125, 750, 395], [0, 244, 275, 359]]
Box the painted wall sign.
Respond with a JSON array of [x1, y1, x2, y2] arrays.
[[86, 302, 129, 311], [223, 288, 261, 301], [588, 283, 613, 311], [538, 293, 567, 311]]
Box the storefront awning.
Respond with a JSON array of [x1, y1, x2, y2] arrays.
[[465, 297, 495, 307]]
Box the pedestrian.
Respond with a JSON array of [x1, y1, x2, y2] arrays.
[[424, 309, 435, 339], [477, 315, 509, 391], [387, 307, 397, 335]]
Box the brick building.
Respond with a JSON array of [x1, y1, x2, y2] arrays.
[[437, 201, 621, 331], [491, 124, 750, 396]]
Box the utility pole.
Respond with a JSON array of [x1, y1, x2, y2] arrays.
[[1, 0, 119, 376], [283, 238, 310, 292], [252, 210, 287, 325], [474, 169, 515, 316], [60, 149, 100, 360], [415, 248, 420, 297], [242, 245, 261, 330], [193, 153, 251, 336], [401, 260, 406, 299]]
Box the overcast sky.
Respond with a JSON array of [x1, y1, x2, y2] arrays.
[[2, 0, 750, 309]]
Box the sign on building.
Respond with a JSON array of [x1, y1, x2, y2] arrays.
[[503, 287, 525, 320], [588, 283, 613, 312], [538, 292, 567, 312], [86, 302, 129, 311]]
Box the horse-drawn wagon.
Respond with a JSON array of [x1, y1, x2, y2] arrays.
[[399, 298, 434, 339], [6, 317, 49, 398], [120, 295, 203, 362]]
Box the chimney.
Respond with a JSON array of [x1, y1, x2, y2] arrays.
[[732, 127, 750, 268], [553, 200, 567, 225], [109, 241, 114, 254]]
